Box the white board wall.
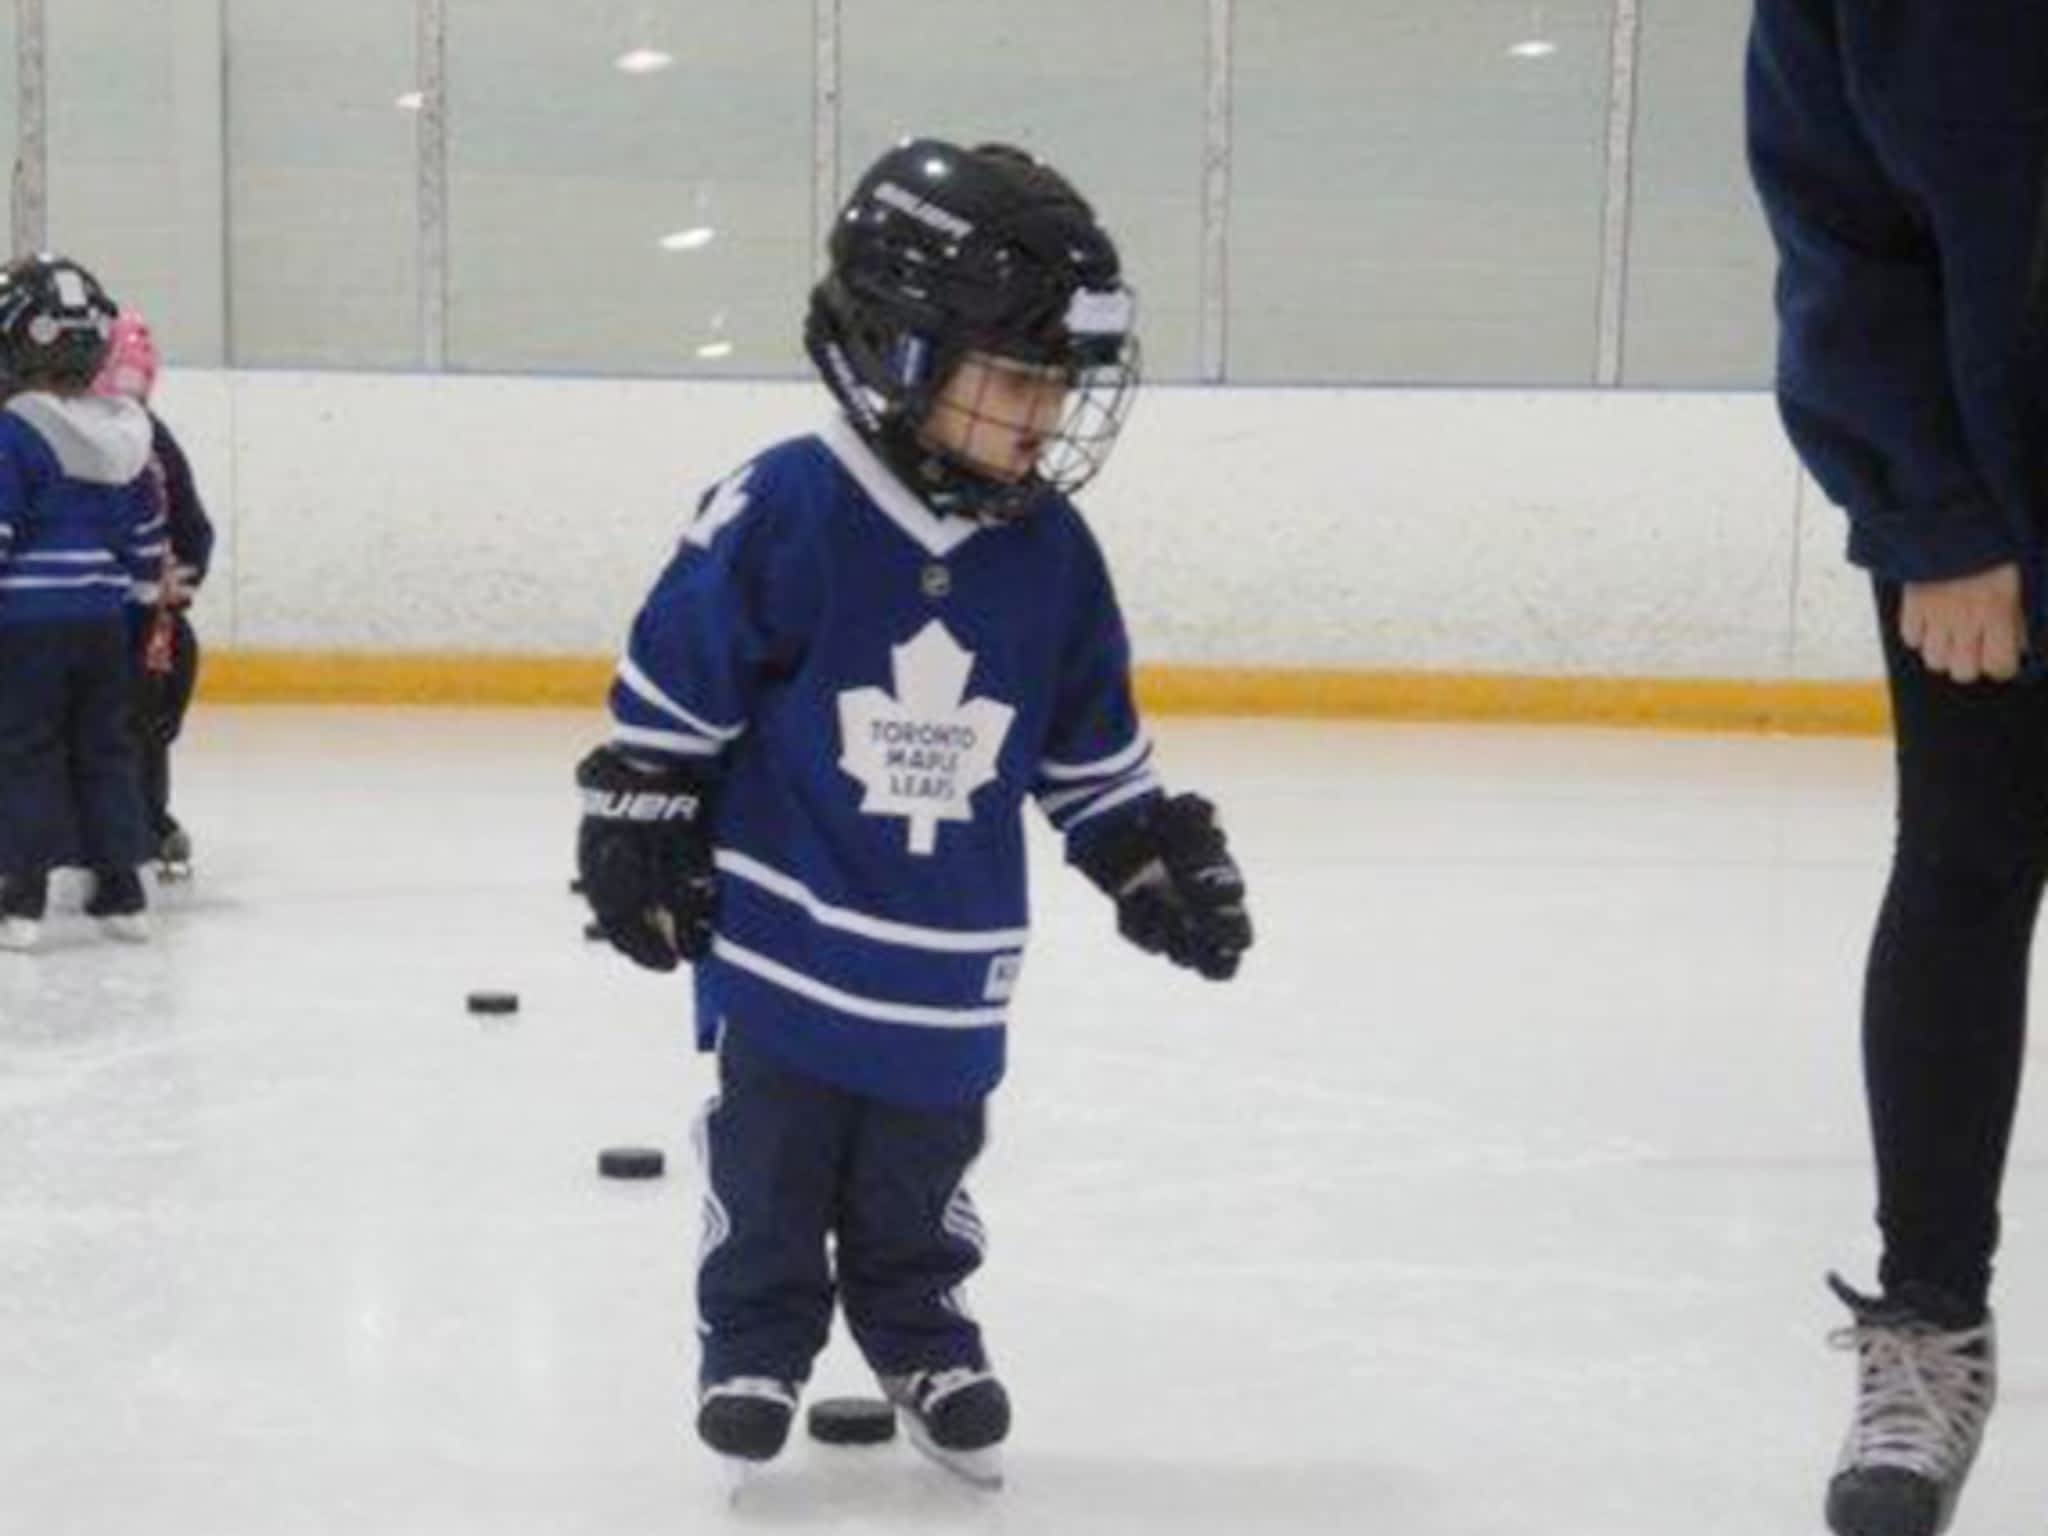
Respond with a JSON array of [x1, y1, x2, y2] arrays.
[[150, 370, 1881, 682]]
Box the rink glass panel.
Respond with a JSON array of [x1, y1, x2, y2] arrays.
[[1227, 1, 1612, 386], [443, 0, 813, 378], [838, 0, 1206, 384], [18, 0, 1784, 391], [1622, 0, 1776, 386], [225, 0, 421, 369], [0, 4, 13, 250], [46, 0, 227, 366]]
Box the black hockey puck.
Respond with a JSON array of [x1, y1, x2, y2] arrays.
[[467, 991, 519, 1016], [807, 1396, 897, 1446], [597, 1146, 666, 1180], [582, 920, 605, 942], [569, 877, 585, 896]]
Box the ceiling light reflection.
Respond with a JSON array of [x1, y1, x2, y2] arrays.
[[615, 48, 675, 75]]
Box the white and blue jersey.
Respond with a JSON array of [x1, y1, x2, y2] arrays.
[[612, 415, 1162, 1107], [0, 393, 160, 627]]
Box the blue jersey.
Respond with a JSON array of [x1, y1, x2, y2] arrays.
[[611, 416, 1162, 1107], [0, 393, 161, 628]]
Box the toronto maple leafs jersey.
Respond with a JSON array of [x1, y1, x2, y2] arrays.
[[611, 415, 1162, 1107]]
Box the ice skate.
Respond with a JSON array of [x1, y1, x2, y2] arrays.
[[881, 1366, 1009, 1490], [0, 872, 48, 952], [1826, 1273, 1995, 1536], [697, 1377, 796, 1498], [154, 820, 193, 883], [86, 869, 150, 943]]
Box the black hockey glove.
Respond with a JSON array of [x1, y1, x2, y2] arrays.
[[575, 744, 717, 973], [1074, 793, 1252, 981]]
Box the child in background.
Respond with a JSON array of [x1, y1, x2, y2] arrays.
[[575, 139, 1253, 1487], [0, 256, 164, 948], [93, 309, 214, 874]]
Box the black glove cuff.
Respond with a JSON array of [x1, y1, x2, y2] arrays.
[[1072, 793, 1221, 896], [1071, 798, 1165, 897]]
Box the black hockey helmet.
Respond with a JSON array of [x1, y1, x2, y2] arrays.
[[0, 254, 119, 392], [806, 138, 1140, 522]]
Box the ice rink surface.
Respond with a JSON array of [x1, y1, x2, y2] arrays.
[[5, 706, 2047, 1535]]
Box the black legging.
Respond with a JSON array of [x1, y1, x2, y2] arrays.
[[134, 612, 199, 835], [1866, 581, 2046, 1313]]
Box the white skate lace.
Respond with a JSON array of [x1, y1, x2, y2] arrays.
[[885, 1365, 992, 1415], [1831, 1314, 1994, 1481], [919, 1366, 992, 1411], [702, 1376, 796, 1409]]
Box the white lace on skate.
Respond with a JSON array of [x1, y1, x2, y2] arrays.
[[881, 1367, 1005, 1490], [1831, 1307, 1995, 1484], [701, 1376, 797, 1409], [910, 1366, 991, 1414]]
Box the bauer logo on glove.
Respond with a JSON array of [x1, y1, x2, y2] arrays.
[[580, 786, 702, 824], [574, 745, 717, 972]]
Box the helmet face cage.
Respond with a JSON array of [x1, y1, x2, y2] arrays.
[[928, 333, 1141, 521], [1042, 341, 1141, 496]]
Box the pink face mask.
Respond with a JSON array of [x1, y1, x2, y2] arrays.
[[93, 310, 160, 403]]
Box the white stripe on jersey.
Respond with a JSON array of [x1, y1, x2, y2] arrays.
[[0, 574, 132, 592], [1039, 734, 1152, 783], [1059, 773, 1162, 832], [710, 937, 1010, 1029], [611, 722, 725, 758], [11, 549, 116, 566], [715, 849, 1030, 954], [1038, 765, 1157, 817], [616, 654, 745, 741]]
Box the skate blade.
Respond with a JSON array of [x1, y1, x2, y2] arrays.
[[714, 1454, 759, 1506], [903, 1419, 1004, 1491]]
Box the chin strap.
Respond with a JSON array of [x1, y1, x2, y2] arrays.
[[874, 421, 1047, 524]]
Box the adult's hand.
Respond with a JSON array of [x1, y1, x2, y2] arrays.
[[1901, 563, 2025, 684]]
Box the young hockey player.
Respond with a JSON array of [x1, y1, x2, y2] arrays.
[[93, 308, 214, 875], [575, 139, 1253, 1486], [0, 256, 162, 949]]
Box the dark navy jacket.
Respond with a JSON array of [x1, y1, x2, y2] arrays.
[[1748, 0, 2048, 599], [149, 414, 214, 584]]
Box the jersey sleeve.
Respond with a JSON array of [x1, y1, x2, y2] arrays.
[[123, 467, 169, 604], [152, 416, 216, 581], [608, 456, 810, 767], [1032, 519, 1162, 842], [0, 432, 22, 574]]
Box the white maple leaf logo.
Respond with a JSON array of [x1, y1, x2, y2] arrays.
[[838, 620, 1017, 856]]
